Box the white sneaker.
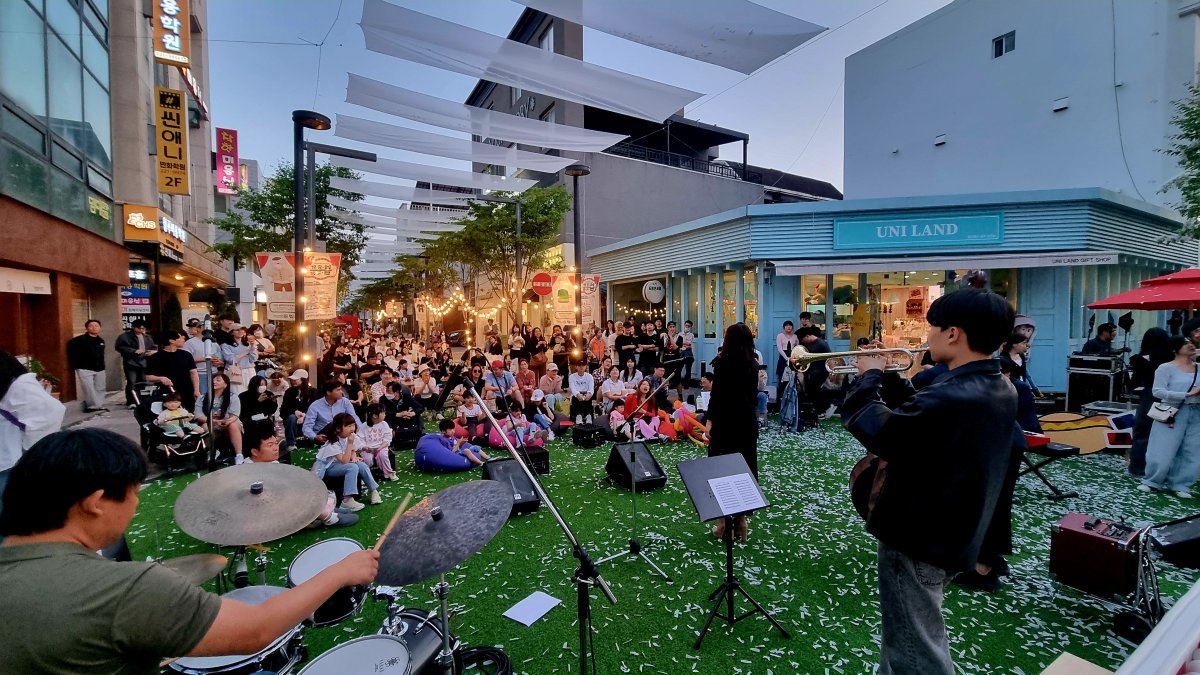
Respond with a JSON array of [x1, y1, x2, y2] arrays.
[[235, 454, 245, 465], [547, 431, 555, 441], [342, 497, 365, 512], [1137, 484, 1153, 493], [369, 490, 383, 505], [1176, 490, 1194, 499]]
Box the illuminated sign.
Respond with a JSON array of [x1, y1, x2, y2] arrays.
[[215, 128, 239, 195], [153, 0, 190, 66], [156, 86, 190, 194]]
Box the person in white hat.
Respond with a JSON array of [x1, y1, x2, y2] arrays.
[[538, 362, 565, 411], [281, 369, 315, 452]]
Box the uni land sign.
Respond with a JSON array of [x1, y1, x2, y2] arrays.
[[833, 213, 1004, 250]]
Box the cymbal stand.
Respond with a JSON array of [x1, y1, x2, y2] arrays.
[[597, 446, 672, 582], [474, 396, 616, 675], [433, 573, 454, 675], [373, 586, 406, 635], [254, 548, 268, 586]]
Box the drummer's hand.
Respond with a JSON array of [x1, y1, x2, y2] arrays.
[[337, 549, 380, 586]]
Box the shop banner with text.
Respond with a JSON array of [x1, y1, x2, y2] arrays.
[[534, 272, 600, 328], [155, 87, 190, 194], [153, 0, 191, 66], [215, 128, 239, 195], [255, 252, 341, 322]]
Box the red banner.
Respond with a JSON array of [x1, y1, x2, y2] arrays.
[[215, 128, 239, 195]]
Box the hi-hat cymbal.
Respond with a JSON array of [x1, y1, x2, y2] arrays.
[[160, 553, 228, 585], [377, 480, 511, 586], [174, 463, 327, 546]]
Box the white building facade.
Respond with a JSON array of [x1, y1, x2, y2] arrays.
[[844, 0, 1200, 206]]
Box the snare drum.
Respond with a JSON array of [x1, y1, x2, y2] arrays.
[[382, 608, 463, 675], [287, 538, 366, 626], [167, 586, 304, 675], [297, 635, 410, 674]]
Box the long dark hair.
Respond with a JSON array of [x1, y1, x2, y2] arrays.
[[1000, 332, 1028, 356], [0, 350, 29, 401], [719, 323, 756, 365], [318, 412, 358, 440], [1139, 327, 1171, 366]]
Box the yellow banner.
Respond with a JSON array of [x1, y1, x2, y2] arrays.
[[153, 0, 191, 66], [155, 87, 190, 195]]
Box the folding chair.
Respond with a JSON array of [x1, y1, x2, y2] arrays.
[[1020, 434, 1080, 500]]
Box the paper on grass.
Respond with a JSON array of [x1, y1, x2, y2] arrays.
[[708, 473, 766, 516], [503, 591, 561, 627]]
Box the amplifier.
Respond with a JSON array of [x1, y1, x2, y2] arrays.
[[1151, 513, 1200, 570], [1068, 354, 1124, 372], [1065, 370, 1119, 413], [1050, 513, 1140, 600]]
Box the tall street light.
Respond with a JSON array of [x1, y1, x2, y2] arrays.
[[565, 163, 590, 343]]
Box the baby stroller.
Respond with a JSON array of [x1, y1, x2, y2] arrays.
[[132, 382, 207, 476]]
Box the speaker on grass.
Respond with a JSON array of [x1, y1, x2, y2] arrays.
[[481, 457, 541, 517], [605, 442, 667, 491]]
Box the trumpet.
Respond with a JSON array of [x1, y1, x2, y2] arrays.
[[788, 345, 926, 375]]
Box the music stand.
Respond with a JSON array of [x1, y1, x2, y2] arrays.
[[677, 454, 790, 649]]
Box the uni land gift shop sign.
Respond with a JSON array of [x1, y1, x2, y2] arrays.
[[833, 213, 1004, 251]]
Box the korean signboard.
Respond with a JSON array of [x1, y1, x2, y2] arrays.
[[153, 0, 190, 67], [155, 87, 190, 195], [534, 271, 600, 328], [215, 128, 238, 195], [255, 252, 342, 322], [123, 204, 187, 261], [122, 264, 152, 329]]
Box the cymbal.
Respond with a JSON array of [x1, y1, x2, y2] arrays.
[[160, 553, 227, 585], [174, 463, 327, 546], [377, 480, 511, 586]]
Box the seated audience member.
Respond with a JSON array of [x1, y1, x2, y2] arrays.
[[453, 365, 485, 406], [382, 380, 423, 432], [245, 428, 357, 529], [301, 380, 362, 444], [280, 369, 316, 452], [618, 356, 643, 390], [155, 392, 206, 437], [410, 365, 440, 413], [483, 359, 520, 412], [621, 379, 661, 441], [360, 403, 397, 482], [695, 373, 713, 423], [424, 419, 490, 467], [599, 366, 627, 414], [238, 375, 279, 446], [455, 390, 486, 440], [645, 365, 671, 411], [194, 372, 243, 463], [0, 428, 377, 672], [369, 368, 395, 403], [313, 413, 382, 512], [498, 406, 548, 447], [538, 362, 565, 410], [515, 359, 537, 406], [568, 361, 596, 424], [525, 390, 562, 440]]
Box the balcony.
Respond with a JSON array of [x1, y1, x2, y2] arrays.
[[604, 142, 763, 184]]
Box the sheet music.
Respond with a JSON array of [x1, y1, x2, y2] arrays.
[[707, 473, 766, 516]]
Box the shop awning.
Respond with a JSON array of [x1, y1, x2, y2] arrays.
[[1088, 267, 1200, 310], [770, 251, 1120, 276]]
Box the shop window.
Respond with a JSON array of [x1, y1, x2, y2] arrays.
[[670, 277, 681, 323], [722, 270, 736, 330], [831, 273, 859, 341], [704, 272, 717, 338], [743, 268, 758, 335], [0, 0, 47, 120], [865, 271, 946, 349], [686, 274, 699, 327], [800, 275, 827, 333]]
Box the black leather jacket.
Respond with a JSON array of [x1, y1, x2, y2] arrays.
[[841, 359, 1017, 572]]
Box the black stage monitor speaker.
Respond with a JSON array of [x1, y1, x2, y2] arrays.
[[481, 458, 541, 517], [605, 442, 667, 491], [1152, 513, 1200, 570], [1065, 370, 1117, 412]]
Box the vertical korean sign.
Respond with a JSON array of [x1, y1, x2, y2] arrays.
[[153, 0, 190, 66], [580, 275, 601, 329], [254, 252, 341, 322], [215, 128, 239, 195], [155, 87, 190, 194]]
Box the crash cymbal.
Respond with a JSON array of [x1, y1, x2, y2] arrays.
[[377, 480, 511, 586], [160, 553, 228, 585], [174, 463, 327, 546]]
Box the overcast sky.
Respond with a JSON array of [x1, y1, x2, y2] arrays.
[[207, 0, 953, 192]]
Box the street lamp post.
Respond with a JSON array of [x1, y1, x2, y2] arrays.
[[565, 164, 591, 340]]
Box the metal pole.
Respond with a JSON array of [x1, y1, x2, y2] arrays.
[[572, 174, 583, 332], [292, 119, 306, 371], [515, 200, 522, 287], [305, 145, 319, 384]]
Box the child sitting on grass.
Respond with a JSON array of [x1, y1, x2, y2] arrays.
[[360, 403, 398, 481], [155, 392, 206, 437], [434, 418, 490, 466]]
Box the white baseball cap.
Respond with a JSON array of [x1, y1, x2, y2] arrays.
[[289, 369, 309, 380]]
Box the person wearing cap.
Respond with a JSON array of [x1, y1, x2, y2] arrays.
[[525, 389, 560, 441], [483, 359, 521, 412], [568, 360, 595, 424], [182, 319, 221, 398], [411, 364, 440, 414], [266, 370, 289, 399], [538, 362, 565, 411], [280, 370, 316, 452]]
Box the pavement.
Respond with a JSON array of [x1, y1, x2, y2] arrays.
[[62, 392, 170, 480]]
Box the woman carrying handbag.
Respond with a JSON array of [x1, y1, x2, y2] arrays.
[[1140, 336, 1200, 499]]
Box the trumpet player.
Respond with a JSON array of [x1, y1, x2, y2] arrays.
[[839, 288, 1017, 675]]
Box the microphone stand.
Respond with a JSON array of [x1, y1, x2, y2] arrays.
[[201, 314, 218, 472], [473, 391, 617, 675]]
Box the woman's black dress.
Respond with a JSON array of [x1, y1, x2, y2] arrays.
[[706, 354, 760, 477]]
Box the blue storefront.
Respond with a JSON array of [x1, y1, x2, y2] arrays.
[[588, 189, 1197, 392]]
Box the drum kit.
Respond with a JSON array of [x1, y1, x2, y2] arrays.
[[162, 463, 513, 675]]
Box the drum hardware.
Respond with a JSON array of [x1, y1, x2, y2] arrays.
[[167, 586, 306, 675], [788, 344, 925, 374], [158, 553, 228, 587], [432, 573, 455, 675]]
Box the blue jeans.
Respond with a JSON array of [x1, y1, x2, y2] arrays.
[[1143, 404, 1200, 492], [532, 413, 554, 430], [0, 468, 9, 544], [325, 461, 378, 498], [877, 542, 953, 675], [543, 393, 564, 410], [284, 414, 300, 448], [756, 392, 768, 415]]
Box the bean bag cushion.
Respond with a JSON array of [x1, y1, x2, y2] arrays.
[[414, 433, 473, 473]]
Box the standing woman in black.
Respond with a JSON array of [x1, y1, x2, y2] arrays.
[[706, 322, 760, 541], [1128, 327, 1171, 477]]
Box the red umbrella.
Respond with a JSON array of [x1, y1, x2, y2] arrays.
[[1088, 267, 1200, 310]]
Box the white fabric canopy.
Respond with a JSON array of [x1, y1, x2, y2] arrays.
[[328, 197, 396, 219], [345, 74, 626, 152], [511, 0, 825, 75], [335, 114, 574, 174], [331, 155, 537, 192], [328, 176, 479, 205], [359, 0, 702, 122]]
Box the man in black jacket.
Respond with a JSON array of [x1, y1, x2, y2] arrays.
[[113, 320, 156, 406], [841, 289, 1016, 675], [65, 319, 107, 412]]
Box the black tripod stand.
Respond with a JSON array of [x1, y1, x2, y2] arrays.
[[596, 445, 673, 582], [694, 512, 790, 648]]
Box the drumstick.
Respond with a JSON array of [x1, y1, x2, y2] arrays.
[[160, 657, 180, 667], [374, 491, 413, 550]]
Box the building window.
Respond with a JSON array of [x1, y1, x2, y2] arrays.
[[510, 86, 523, 106], [539, 25, 554, 52], [0, 0, 47, 119], [992, 31, 1015, 58], [539, 105, 556, 125]]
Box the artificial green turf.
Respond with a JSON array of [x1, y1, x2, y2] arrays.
[[129, 422, 1200, 674]]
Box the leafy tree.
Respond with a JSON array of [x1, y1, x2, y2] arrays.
[[209, 163, 368, 299], [1163, 84, 1200, 234]]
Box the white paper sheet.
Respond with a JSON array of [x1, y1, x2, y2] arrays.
[[707, 473, 766, 516], [328, 176, 477, 206], [345, 74, 627, 152], [331, 155, 537, 193], [359, 0, 702, 122], [503, 591, 562, 627], [512, 0, 826, 75]]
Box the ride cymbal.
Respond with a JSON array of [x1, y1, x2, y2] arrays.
[[174, 463, 326, 546]]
